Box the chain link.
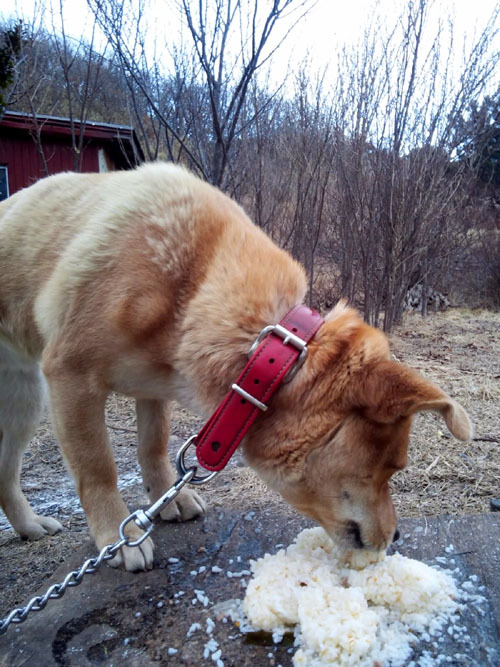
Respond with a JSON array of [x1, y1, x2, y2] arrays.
[[0, 465, 198, 635]]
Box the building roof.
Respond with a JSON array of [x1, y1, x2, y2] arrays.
[[0, 110, 145, 168]]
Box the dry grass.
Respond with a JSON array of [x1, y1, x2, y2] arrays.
[[388, 309, 499, 518]]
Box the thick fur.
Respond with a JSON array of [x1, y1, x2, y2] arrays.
[[0, 163, 472, 570]]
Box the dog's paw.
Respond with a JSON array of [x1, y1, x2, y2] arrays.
[[160, 487, 206, 522], [19, 515, 63, 540], [106, 536, 155, 571]]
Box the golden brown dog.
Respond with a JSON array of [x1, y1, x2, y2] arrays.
[[0, 163, 472, 570]]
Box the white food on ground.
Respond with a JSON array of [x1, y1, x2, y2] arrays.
[[339, 548, 385, 570], [242, 527, 459, 666]]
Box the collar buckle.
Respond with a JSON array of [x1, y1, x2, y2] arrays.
[[248, 323, 308, 383], [195, 305, 324, 472], [248, 322, 308, 356]]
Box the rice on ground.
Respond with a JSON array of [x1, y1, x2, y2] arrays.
[[242, 528, 459, 666]]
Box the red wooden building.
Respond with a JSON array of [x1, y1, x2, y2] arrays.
[[0, 111, 144, 200]]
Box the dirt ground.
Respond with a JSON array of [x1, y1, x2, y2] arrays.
[[1, 308, 499, 621]]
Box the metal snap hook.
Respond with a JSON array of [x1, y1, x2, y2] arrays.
[[176, 435, 219, 485]]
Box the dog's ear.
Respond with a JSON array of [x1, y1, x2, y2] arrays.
[[307, 302, 390, 372], [351, 360, 473, 441]]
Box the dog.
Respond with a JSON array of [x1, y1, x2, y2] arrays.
[[0, 162, 472, 571]]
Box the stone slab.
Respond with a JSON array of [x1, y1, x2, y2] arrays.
[[0, 511, 499, 666]]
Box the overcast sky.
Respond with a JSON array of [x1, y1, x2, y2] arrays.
[[2, 0, 499, 84]]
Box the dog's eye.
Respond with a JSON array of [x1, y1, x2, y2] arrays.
[[342, 490, 350, 500]]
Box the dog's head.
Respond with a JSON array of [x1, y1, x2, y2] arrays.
[[243, 303, 472, 553]]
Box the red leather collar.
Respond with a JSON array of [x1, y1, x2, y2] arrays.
[[195, 305, 324, 471]]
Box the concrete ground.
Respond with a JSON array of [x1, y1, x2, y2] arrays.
[[0, 510, 499, 666]]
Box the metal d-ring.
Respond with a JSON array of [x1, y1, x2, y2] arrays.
[[175, 435, 218, 485]]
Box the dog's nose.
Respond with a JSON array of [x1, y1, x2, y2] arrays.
[[392, 527, 400, 543], [346, 520, 364, 549]]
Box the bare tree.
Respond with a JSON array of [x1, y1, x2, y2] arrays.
[[88, 0, 316, 186], [3, 6, 58, 174], [4, 0, 498, 322], [282, 68, 334, 305], [229, 79, 292, 229], [3, 1, 118, 173], [328, 0, 499, 329], [49, 0, 109, 171]]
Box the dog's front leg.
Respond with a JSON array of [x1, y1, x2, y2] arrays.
[[136, 399, 206, 521], [45, 372, 154, 571]]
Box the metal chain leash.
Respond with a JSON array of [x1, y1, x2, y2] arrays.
[[1, 317, 307, 635], [1, 436, 215, 635]]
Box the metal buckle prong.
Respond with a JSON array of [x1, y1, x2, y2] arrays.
[[231, 383, 268, 411], [248, 323, 308, 359], [271, 324, 307, 350], [247, 323, 309, 383]]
